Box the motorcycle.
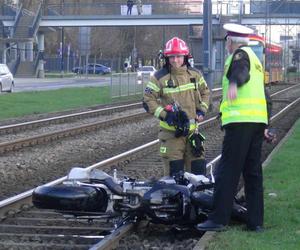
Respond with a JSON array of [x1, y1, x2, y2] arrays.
[[32, 166, 247, 228]]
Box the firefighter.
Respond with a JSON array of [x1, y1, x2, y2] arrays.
[[197, 23, 275, 232], [143, 37, 210, 177]]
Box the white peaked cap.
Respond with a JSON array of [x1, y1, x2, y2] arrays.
[[223, 23, 254, 37]]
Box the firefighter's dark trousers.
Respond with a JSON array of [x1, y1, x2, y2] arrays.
[[158, 129, 206, 176], [209, 123, 265, 228]]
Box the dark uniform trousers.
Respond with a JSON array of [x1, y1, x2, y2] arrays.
[[209, 122, 265, 227]]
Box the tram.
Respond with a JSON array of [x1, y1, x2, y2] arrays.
[[248, 34, 283, 84]]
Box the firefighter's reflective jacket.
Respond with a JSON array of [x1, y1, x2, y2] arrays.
[[143, 65, 210, 132]]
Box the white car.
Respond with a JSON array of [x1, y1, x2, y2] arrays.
[[0, 64, 14, 93], [137, 66, 156, 79]]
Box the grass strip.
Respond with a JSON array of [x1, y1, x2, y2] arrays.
[[0, 86, 141, 121]]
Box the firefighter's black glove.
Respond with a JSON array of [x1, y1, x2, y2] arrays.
[[165, 111, 179, 126], [189, 132, 205, 157], [175, 110, 190, 137]]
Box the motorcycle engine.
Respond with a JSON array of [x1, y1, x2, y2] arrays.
[[112, 180, 152, 212], [142, 182, 191, 225]]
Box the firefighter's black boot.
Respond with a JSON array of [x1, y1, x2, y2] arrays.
[[191, 159, 207, 175], [169, 159, 184, 177]]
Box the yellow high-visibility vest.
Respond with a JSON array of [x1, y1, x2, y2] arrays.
[[220, 47, 268, 126]]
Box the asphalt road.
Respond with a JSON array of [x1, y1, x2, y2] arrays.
[[13, 76, 110, 92]]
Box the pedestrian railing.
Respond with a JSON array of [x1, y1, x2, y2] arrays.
[[110, 72, 150, 99]]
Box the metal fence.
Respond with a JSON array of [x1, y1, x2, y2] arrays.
[[109, 70, 222, 100], [110, 72, 150, 99], [43, 56, 116, 73]]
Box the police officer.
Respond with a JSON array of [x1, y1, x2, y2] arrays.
[[143, 37, 210, 177], [197, 23, 274, 232]]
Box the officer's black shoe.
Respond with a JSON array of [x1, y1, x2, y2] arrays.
[[195, 220, 225, 232], [246, 225, 264, 233]]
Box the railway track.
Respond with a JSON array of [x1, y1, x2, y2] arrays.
[[0, 87, 223, 135], [0, 87, 299, 249], [0, 102, 142, 134], [0, 84, 293, 155]]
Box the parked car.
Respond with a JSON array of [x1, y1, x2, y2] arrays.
[[72, 64, 111, 75], [137, 66, 156, 78], [0, 64, 14, 93]]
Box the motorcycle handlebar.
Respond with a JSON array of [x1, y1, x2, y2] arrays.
[[193, 182, 214, 192], [91, 178, 125, 196]]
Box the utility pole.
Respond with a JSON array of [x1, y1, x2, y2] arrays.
[[60, 0, 65, 77], [203, 0, 213, 90], [238, 0, 243, 24], [60, 27, 64, 76]]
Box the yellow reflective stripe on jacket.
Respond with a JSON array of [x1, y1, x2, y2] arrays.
[[146, 81, 160, 92], [201, 101, 209, 110], [221, 110, 268, 123], [163, 79, 199, 88], [159, 121, 197, 131], [221, 98, 266, 108], [154, 106, 164, 118], [162, 83, 195, 94], [199, 76, 207, 87]]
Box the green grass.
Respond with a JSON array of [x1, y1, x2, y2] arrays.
[[207, 119, 300, 250], [0, 86, 142, 121]]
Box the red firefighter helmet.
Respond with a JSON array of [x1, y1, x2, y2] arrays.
[[163, 37, 189, 56]]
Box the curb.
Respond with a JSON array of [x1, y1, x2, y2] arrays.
[[192, 231, 215, 250]]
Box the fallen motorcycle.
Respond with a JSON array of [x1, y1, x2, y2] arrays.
[[32, 167, 247, 228]]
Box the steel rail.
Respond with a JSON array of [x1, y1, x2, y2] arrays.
[[0, 102, 142, 134], [0, 112, 149, 154], [90, 223, 135, 250], [270, 84, 299, 97]]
